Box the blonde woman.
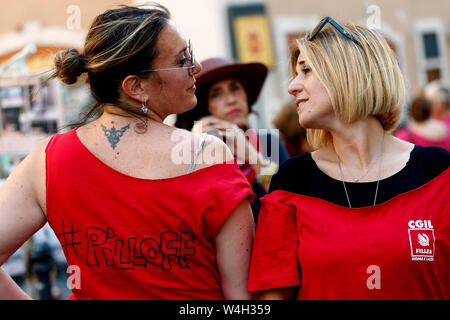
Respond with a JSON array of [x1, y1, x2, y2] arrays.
[[0, 4, 255, 299], [248, 17, 450, 299]]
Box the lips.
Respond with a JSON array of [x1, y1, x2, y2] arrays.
[[188, 84, 196, 92], [296, 98, 308, 108], [228, 109, 241, 117]]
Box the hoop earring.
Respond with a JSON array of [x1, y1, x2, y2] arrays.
[[141, 100, 149, 114]]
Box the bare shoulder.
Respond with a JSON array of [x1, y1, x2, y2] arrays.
[[34, 137, 53, 190], [168, 129, 232, 171], [33, 136, 53, 159], [12, 136, 52, 179], [195, 134, 234, 170], [25, 137, 53, 214], [389, 135, 415, 158], [26, 136, 52, 178]]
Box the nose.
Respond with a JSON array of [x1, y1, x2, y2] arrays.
[[225, 92, 238, 104], [193, 60, 202, 76], [288, 75, 303, 97]]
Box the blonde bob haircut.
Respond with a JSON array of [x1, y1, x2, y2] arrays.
[[290, 24, 406, 149]]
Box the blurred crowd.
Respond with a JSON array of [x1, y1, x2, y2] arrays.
[[393, 80, 450, 150], [1, 222, 70, 299]]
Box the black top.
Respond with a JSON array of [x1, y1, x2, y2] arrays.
[[269, 145, 450, 208]]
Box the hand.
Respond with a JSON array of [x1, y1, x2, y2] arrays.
[[191, 117, 268, 173], [191, 116, 232, 134], [220, 126, 268, 174], [0, 268, 32, 299]]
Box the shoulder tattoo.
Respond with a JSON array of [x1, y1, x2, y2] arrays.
[[101, 124, 130, 149]]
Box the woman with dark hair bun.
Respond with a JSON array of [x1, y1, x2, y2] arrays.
[[0, 4, 255, 300]]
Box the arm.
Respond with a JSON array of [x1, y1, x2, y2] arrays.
[[215, 199, 256, 300], [197, 136, 256, 299], [0, 140, 49, 299], [0, 268, 31, 299]]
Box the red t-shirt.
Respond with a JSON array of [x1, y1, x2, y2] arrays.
[[248, 168, 450, 299], [45, 129, 254, 299]]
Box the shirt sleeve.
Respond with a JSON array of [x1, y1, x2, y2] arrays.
[[202, 163, 255, 239], [248, 191, 300, 292]]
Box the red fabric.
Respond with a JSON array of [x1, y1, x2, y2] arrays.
[[248, 168, 450, 299], [45, 129, 254, 300], [395, 127, 450, 150]]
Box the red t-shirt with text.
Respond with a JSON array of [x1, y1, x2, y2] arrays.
[[46, 129, 254, 299]]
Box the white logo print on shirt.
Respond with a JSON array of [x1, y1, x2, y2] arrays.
[[418, 233, 430, 247], [408, 220, 435, 261]]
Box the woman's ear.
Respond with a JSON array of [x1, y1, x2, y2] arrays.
[[121, 75, 146, 102]]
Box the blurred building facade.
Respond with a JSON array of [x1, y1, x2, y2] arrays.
[[0, 0, 448, 139], [265, 0, 450, 123], [148, 0, 450, 128], [0, 0, 133, 155]]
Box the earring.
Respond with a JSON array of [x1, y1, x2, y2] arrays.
[[141, 101, 149, 114]]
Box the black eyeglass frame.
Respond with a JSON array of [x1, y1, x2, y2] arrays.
[[306, 17, 362, 47], [140, 39, 196, 76]]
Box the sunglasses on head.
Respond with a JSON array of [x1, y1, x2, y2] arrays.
[[306, 17, 362, 47]]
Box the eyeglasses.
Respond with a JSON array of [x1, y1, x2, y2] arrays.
[[306, 17, 362, 47], [141, 39, 196, 76]]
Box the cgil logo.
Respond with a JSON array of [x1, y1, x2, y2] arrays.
[[408, 219, 435, 261], [408, 220, 433, 229]]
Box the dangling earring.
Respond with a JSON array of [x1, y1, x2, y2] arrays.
[[141, 100, 149, 114], [135, 99, 149, 134]]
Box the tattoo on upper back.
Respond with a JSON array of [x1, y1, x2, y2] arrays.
[[101, 124, 130, 149]]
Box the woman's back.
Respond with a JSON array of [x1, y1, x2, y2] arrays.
[[45, 120, 252, 299]]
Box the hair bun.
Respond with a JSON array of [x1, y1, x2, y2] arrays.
[[54, 49, 88, 85]]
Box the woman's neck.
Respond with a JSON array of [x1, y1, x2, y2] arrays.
[[98, 104, 171, 135], [103, 104, 165, 123], [329, 117, 386, 171]]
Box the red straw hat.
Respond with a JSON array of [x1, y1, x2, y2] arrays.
[[175, 57, 268, 130]]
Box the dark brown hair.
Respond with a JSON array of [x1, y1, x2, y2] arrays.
[[48, 4, 171, 126], [408, 96, 432, 123], [273, 100, 304, 141]]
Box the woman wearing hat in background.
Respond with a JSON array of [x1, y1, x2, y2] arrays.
[[0, 4, 256, 299], [175, 58, 289, 223]]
